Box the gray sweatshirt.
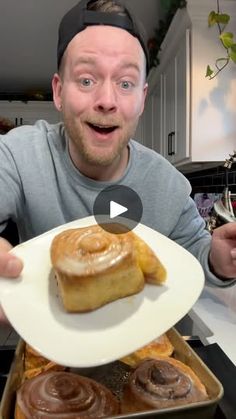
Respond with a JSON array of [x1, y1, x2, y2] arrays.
[[0, 120, 234, 287]]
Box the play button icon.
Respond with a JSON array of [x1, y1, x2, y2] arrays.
[[93, 185, 143, 233], [110, 201, 128, 219]]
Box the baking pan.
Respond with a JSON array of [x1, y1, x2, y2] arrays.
[[0, 328, 223, 419], [0, 340, 24, 419], [0, 347, 15, 376]]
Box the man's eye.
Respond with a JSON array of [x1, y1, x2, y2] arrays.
[[80, 78, 93, 87], [120, 81, 133, 90]]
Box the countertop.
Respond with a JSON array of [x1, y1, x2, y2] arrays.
[[188, 283, 236, 366]]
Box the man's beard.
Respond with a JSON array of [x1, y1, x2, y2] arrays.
[[63, 113, 139, 167]]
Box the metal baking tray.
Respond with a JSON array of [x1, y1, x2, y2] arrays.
[[0, 328, 223, 419]]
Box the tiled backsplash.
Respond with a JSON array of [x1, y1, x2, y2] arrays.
[[185, 163, 236, 197]]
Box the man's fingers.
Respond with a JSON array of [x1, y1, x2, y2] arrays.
[[0, 305, 10, 324], [231, 248, 236, 259], [0, 252, 23, 278], [0, 237, 23, 277], [0, 238, 22, 324], [231, 249, 236, 267], [0, 237, 13, 252]]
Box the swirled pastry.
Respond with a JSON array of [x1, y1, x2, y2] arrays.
[[50, 225, 145, 312], [120, 334, 174, 367], [50, 224, 166, 312], [23, 343, 65, 382], [23, 361, 66, 382], [24, 344, 54, 371], [127, 231, 167, 285], [121, 357, 208, 413], [15, 371, 120, 418]]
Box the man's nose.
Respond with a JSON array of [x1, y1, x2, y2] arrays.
[[94, 80, 117, 113]]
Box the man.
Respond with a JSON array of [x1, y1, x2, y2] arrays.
[[0, 0, 235, 322]]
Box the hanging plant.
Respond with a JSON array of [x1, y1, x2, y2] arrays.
[[148, 0, 187, 69], [206, 0, 236, 79]]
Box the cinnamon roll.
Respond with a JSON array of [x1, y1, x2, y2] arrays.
[[120, 334, 174, 367], [127, 231, 167, 285], [51, 224, 166, 312], [23, 343, 65, 382], [121, 357, 208, 413], [24, 343, 54, 371], [50, 225, 145, 312], [15, 371, 119, 418]]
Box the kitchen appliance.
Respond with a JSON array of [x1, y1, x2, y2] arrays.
[[207, 151, 236, 233]]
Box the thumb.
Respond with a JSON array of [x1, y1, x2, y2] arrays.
[[0, 238, 23, 278], [0, 237, 13, 252]]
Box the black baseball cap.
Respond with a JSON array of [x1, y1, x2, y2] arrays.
[[57, 0, 150, 74]]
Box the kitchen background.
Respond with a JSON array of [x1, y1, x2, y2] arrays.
[[1, 0, 236, 241], [0, 0, 163, 96], [0, 0, 164, 246], [0, 0, 236, 230], [0, 4, 235, 414]]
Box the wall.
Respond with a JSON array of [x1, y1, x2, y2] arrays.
[[186, 164, 236, 196], [0, 0, 162, 94]]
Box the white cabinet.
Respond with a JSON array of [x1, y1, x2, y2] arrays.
[[135, 112, 145, 145], [0, 101, 60, 126], [163, 29, 190, 164], [152, 75, 164, 155], [135, 75, 163, 155], [141, 95, 154, 150], [144, 0, 236, 172]]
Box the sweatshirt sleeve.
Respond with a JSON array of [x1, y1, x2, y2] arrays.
[[0, 134, 22, 232], [169, 197, 236, 288]]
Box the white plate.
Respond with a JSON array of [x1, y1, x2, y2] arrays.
[[0, 216, 204, 367]]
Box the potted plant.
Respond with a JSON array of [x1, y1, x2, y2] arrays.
[[206, 0, 236, 79]]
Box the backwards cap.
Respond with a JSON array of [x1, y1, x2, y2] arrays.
[[57, 0, 150, 74]]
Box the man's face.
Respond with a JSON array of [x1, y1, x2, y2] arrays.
[[52, 25, 148, 170]]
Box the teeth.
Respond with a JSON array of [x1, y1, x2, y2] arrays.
[[88, 122, 117, 131], [89, 123, 114, 128], [96, 125, 111, 128]]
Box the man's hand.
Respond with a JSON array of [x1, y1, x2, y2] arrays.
[[209, 223, 236, 279], [0, 237, 23, 324], [0, 237, 23, 277]]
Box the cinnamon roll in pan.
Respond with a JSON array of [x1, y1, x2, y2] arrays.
[[50, 224, 166, 312], [15, 370, 119, 418], [24, 343, 54, 371], [121, 357, 208, 413], [120, 333, 174, 367], [23, 343, 65, 382]]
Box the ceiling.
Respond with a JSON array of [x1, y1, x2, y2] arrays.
[[0, 0, 163, 95]]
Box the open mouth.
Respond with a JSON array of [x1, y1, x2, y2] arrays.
[[87, 123, 118, 135]]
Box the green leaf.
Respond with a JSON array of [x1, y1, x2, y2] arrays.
[[220, 32, 234, 48], [230, 43, 236, 53], [208, 12, 230, 26], [205, 65, 214, 78], [208, 11, 217, 26], [215, 13, 230, 25], [230, 49, 236, 63]]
